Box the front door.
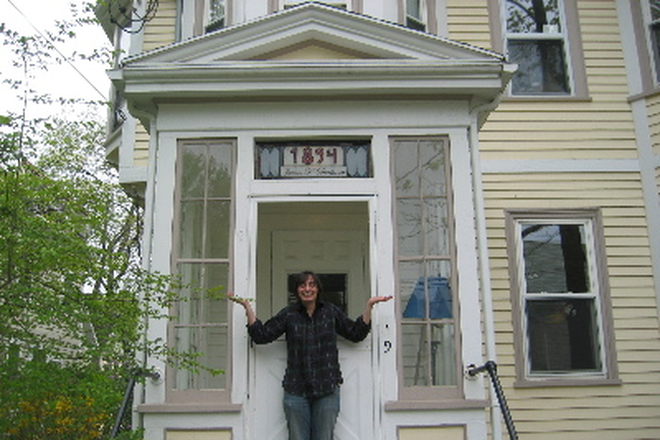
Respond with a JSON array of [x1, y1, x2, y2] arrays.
[[251, 202, 374, 440]]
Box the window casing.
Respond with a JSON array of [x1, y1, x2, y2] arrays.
[[392, 137, 461, 400], [168, 139, 235, 403], [506, 209, 618, 386], [278, 0, 351, 11]]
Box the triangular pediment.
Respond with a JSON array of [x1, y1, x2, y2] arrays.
[[124, 2, 503, 65]]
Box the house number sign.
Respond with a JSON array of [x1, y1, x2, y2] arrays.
[[257, 141, 371, 179]]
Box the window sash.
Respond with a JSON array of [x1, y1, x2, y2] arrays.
[[501, 0, 573, 96], [514, 218, 608, 379]]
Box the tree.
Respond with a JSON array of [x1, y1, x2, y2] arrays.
[[0, 4, 210, 438]]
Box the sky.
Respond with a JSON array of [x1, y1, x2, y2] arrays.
[[1, 0, 111, 118]]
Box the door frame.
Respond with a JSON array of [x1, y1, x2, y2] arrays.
[[244, 195, 383, 439]]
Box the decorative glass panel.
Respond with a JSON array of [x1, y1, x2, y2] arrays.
[[256, 141, 371, 179]]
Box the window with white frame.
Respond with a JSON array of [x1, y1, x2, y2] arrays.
[[506, 210, 618, 384], [503, 0, 571, 95], [392, 137, 460, 400], [169, 139, 235, 402]]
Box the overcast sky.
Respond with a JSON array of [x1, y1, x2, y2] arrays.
[[1, 0, 111, 118]]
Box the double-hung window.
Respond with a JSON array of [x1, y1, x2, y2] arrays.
[[506, 209, 618, 385], [169, 139, 235, 403], [503, 0, 571, 95], [406, 0, 427, 32], [392, 137, 460, 400], [205, 0, 226, 32]]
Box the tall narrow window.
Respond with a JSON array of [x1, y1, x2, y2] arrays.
[[170, 139, 235, 402], [392, 137, 459, 400], [506, 210, 618, 385], [503, 0, 571, 95]]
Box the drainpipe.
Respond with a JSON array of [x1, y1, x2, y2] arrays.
[[469, 96, 504, 440]]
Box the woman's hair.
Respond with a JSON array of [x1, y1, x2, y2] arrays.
[[290, 270, 324, 296]]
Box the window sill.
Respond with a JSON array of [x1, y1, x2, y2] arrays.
[[501, 95, 592, 103], [514, 377, 621, 388], [137, 403, 242, 413], [384, 399, 488, 411], [628, 86, 660, 103]]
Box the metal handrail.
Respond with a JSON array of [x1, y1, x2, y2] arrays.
[[110, 369, 161, 438], [468, 361, 519, 440]]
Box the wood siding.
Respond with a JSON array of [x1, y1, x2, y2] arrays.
[[448, 0, 660, 438]]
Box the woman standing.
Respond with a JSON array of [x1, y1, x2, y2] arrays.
[[228, 270, 392, 440]]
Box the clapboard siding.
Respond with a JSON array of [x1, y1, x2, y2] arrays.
[[142, 0, 177, 52], [646, 94, 660, 157], [482, 170, 660, 439]]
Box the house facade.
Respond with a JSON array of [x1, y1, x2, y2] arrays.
[[96, 1, 660, 439]]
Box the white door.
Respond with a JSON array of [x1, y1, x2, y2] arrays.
[[251, 230, 374, 440]]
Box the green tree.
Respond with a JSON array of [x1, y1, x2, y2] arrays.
[[0, 4, 213, 439]]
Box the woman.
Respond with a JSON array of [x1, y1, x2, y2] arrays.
[[228, 270, 392, 440]]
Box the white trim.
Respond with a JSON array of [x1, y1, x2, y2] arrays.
[[481, 159, 640, 174]]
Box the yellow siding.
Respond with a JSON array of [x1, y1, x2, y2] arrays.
[[398, 425, 465, 440], [134, 124, 150, 167], [166, 430, 231, 440], [483, 171, 660, 440], [445, 0, 494, 50], [142, 0, 177, 52]]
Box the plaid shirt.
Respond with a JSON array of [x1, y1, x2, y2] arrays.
[[248, 301, 371, 398]]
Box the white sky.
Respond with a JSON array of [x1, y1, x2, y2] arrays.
[[1, 0, 111, 118]]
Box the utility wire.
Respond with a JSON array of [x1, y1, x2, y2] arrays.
[[4, 0, 108, 102]]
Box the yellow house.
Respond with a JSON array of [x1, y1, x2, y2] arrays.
[[97, 1, 660, 439]]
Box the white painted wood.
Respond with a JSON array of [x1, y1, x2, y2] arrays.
[[251, 229, 374, 440]]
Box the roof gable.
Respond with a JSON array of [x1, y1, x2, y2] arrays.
[[124, 2, 503, 65]]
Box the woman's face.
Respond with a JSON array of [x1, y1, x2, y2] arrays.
[[297, 274, 318, 306]]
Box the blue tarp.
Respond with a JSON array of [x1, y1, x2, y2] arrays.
[[402, 276, 452, 319]]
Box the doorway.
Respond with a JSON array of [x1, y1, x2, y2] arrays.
[[250, 201, 375, 440]]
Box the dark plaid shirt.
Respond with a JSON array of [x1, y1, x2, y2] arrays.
[[248, 301, 371, 398]]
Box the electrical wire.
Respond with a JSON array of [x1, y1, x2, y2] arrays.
[[4, 0, 108, 102]]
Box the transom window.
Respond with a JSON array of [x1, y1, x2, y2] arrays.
[[506, 209, 619, 385], [503, 0, 571, 95], [392, 137, 459, 400]]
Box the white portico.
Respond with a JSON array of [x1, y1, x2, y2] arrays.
[[110, 4, 513, 439]]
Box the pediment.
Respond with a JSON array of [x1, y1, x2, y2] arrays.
[[124, 2, 503, 65]]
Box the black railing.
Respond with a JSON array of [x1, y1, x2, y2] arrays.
[[110, 369, 161, 438], [468, 361, 519, 440]]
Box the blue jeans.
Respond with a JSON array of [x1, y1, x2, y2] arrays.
[[283, 388, 340, 440]]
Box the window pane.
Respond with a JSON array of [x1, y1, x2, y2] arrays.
[[204, 263, 229, 324], [431, 323, 456, 386], [394, 140, 420, 197], [506, 0, 561, 34], [651, 0, 660, 21], [174, 326, 227, 389], [401, 324, 429, 386], [397, 199, 423, 256], [177, 263, 202, 325], [509, 39, 570, 95], [399, 261, 425, 321], [420, 139, 446, 197], [179, 201, 204, 259], [205, 201, 231, 258], [207, 145, 232, 198], [526, 299, 601, 373], [181, 145, 207, 199], [424, 197, 449, 256], [522, 223, 589, 294]]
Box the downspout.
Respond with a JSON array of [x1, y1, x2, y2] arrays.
[[469, 95, 503, 440]]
